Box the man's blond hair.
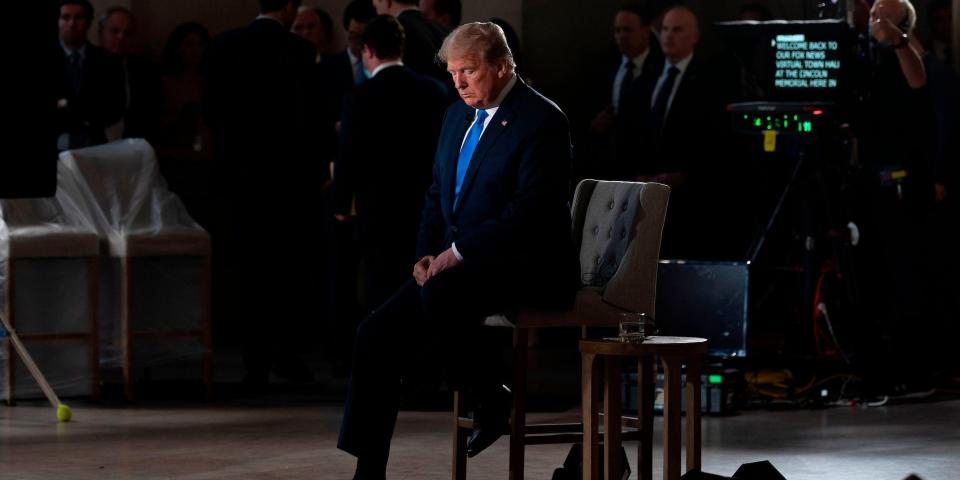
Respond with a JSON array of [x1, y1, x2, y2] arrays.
[[437, 21, 515, 71]]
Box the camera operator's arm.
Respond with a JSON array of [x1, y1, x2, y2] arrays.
[[871, 14, 926, 88]]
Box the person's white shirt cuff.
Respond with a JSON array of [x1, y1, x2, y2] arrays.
[[451, 242, 464, 262]]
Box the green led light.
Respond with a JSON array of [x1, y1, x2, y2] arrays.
[[784, 121, 789, 128], [793, 114, 799, 121], [754, 118, 761, 127], [803, 121, 812, 132], [708, 374, 723, 384], [743, 114, 748, 119]]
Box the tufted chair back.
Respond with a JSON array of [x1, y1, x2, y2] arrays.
[[571, 179, 670, 317]]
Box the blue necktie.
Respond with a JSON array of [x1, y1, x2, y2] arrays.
[[454, 109, 488, 205], [650, 65, 680, 131]]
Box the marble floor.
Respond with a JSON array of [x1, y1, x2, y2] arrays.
[[2, 394, 958, 480]]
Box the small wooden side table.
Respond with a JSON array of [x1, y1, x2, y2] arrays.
[[580, 336, 707, 480]]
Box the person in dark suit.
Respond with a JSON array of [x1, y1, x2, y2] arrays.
[[373, 0, 452, 95], [588, 4, 662, 181], [98, 6, 162, 142], [333, 15, 448, 311], [338, 22, 579, 479], [421, 0, 461, 30], [56, 0, 125, 151], [634, 6, 733, 258], [203, 0, 326, 386]]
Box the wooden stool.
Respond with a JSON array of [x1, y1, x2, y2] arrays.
[[4, 228, 101, 404], [580, 336, 707, 480]]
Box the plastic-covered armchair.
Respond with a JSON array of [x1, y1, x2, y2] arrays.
[[452, 179, 670, 480], [1, 193, 101, 403], [57, 139, 212, 401]]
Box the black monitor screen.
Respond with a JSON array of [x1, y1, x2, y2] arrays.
[[656, 261, 749, 358], [716, 19, 852, 103]]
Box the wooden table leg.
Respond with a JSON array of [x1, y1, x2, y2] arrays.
[[582, 352, 599, 480], [604, 356, 622, 480], [686, 355, 702, 472], [452, 391, 468, 480], [661, 356, 682, 480], [637, 356, 654, 480]]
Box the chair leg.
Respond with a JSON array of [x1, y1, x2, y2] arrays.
[[200, 254, 213, 400], [509, 328, 528, 480], [87, 257, 100, 401], [121, 256, 134, 402], [4, 260, 15, 406], [452, 390, 468, 480]]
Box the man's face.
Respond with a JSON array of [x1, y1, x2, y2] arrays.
[[372, 0, 390, 15], [100, 11, 136, 56], [870, 0, 907, 28], [347, 19, 366, 57], [59, 5, 91, 48], [292, 10, 327, 52], [447, 52, 509, 109], [660, 8, 699, 62], [614, 11, 650, 58], [179, 33, 206, 70]]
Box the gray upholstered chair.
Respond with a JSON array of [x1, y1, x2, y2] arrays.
[[452, 179, 671, 480]]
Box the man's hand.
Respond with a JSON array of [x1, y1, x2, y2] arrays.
[[425, 248, 461, 282], [870, 9, 903, 46], [413, 255, 435, 286], [590, 107, 615, 134]]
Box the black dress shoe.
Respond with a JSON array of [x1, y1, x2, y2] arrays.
[[466, 385, 512, 457]]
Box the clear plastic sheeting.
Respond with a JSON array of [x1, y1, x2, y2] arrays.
[[57, 139, 208, 258], [1, 139, 211, 401], [0, 194, 101, 400], [60, 139, 211, 373]]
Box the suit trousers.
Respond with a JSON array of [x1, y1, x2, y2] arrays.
[[338, 261, 519, 464]]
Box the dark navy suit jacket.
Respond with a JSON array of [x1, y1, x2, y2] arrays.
[[416, 78, 580, 306]]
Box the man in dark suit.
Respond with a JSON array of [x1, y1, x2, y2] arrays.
[[373, 0, 452, 95], [589, 4, 662, 181], [333, 15, 448, 311], [203, 0, 326, 386], [56, 0, 125, 151], [98, 6, 162, 142], [634, 6, 732, 258], [338, 22, 579, 479], [318, 0, 378, 378]]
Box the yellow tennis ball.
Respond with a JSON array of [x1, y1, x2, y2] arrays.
[[57, 404, 72, 422]]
